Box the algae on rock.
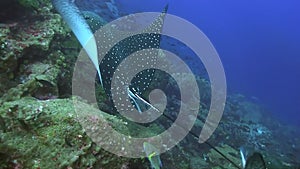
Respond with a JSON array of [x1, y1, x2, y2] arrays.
[[207, 145, 242, 169], [0, 0, 68, 97], [0, 97, 131, 169], [0, 1, 134, 168]]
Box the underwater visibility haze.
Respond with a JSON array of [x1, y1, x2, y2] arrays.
[[118, 0, 300, 127], [0, 0, 299, 168]]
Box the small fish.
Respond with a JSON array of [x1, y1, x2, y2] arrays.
[[127, 87, 143, 113], [127, 87, 160, 113], [244, 152, 266, 169], [240, 147, 266, 169], [240, 147, 247, 168], [143, 142, 163, 169]]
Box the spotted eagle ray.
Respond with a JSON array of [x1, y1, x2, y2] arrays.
[[95, 5, 169, 113], [52, 0, 168, 113], [53, 2, 265, 168]]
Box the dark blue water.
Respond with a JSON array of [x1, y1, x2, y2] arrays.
[[117, 0, 300, 127]]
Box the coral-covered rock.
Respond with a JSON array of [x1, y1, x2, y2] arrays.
[[0, 97, 131, 169], [0, 0, 68, 97], [207, 145, 241, 169]]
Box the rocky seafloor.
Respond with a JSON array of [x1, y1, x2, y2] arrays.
[[0, 0, 299, 169]]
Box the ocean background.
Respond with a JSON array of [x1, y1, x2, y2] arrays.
[[117, 0, 300, 127], [1, 0, 299, 168]]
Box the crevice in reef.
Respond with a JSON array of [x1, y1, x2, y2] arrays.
[[0, 0, 30, 24]]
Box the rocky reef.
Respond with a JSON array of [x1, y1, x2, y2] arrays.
[[0, 0, 299, 169], [0, 0, 133, 168], [0, 97, 132, 168]]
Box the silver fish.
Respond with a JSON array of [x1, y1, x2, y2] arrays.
[[143, 142, 163, 169], [240, 147, 266, 169], [244, 152, 266, 169]]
